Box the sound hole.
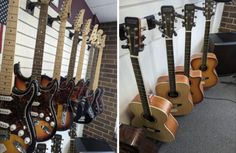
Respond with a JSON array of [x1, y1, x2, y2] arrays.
[[143, 114, 156, 123], [200, 65, 208, 71], [168, 91, 179, 98]]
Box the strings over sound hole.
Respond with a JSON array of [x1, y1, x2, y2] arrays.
[[168, 91, 179, 98], [199, 65, 208, 71], [143, 115, 156, 123]]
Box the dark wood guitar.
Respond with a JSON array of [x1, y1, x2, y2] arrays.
[[35, 143, 47, 153], [123, 17, 179, 142], [120, 124, 159, 153], [175, 4, 204, 104], [51, 134, 63, 153], [0, 0, 37, 152], [155, 6, 193, 116], [14, 0, 58, 142], [191, 0, 218, 88]]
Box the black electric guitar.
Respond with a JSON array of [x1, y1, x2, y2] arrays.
[[35, 143, 47, 153], [0, 0, 37, 153], [51, 134, 63, 153]]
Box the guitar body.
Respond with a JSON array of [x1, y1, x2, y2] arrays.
[[14, 64, 58, 141], [175, 66, 204, 104], [0, 81, 37, 153], [92, 88, 104, 116], [155, 75, 193, 116], [129, 95, 178, 142], [71, 79, 85, 103], [191, 53, 218, 88], [53, 80, 74, 131]]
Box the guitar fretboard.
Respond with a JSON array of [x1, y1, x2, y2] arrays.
[[0, 0, 19, 95], [88, 46, 98, 89], [201, 20, 211, 67], [166, 39, 177, 94], [31, 3, 49, 82], [184, 32, 192, 77], [92, 47, 103, 90], [131, 57, 151, 117], [53, 20, 67, 81], [86, 45, 95, 80], [67, 31, 80, 82]]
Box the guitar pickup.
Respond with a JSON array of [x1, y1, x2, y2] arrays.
[[32, 101, 40, 106], [30, 111, 39, 117], [0, 108, 12, 115], [13, 141, 26, 153], [0, 121, 9, 129], [41, 126, 51, 135], [0, 96, 13, 102], [61, 105, 68, 125]]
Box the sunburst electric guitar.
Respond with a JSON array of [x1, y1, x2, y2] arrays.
[[0, 0, 37, 152], [191, 0, 218, 88], [14, 0, 58, 142], [175, 4, 204, 104], [123, 17, 178, 142], [155, 6, 193, 116]]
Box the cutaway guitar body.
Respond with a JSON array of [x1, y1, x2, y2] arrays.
[[175, 66, 204, 104], [191, 53, 218, 89], [156, 75, 193, 116], [129, 95, 178, 142], [0, 81, 37, 153], [14, 66, 58, 141]]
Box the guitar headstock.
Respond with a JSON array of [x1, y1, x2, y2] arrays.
[[59, 0, 72, 21], [68, 123, 77, 139], [203, 0, 215, 20], [35, 144, 47, 153], [74, 9, 85, 32], [96, 29, 104, 47], [41, 0, 51, 4], [183, 4, 196, 31], [82, 19, 92, 36], [100, 35, 107, 48], [51, 134, 63, 153], [89, 24, 99, 45], [160, 6, 175, 38], [123, 17, 144, 56]]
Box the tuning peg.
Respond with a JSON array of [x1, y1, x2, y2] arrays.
[[139, 44, 145, 51], [121, 45, 129, 49], [195, 16, 197, 18], [141, 35, 146, 41]]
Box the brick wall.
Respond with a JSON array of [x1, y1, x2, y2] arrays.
[[83, 22, 117, 151], [219, 0, 236, 32]]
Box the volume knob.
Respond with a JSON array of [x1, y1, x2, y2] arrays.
[[39, 113, 44, 118], [50, 122, 55, 127], [24, 137, 31, 144], [18, 130, 24, 137], [10, 124, 16, 131], [45, 117, 50, 122]]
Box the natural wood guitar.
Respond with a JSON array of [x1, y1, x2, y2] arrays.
[[123, 17, 178, 142], [155, 6, 193, 116], [0, 0, 37, 152], [191, 0, 218, 88], [14, 0, 58, 142], [175, 4, 204, 104]]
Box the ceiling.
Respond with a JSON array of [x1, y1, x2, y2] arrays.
[[85, 0, 117, 23]]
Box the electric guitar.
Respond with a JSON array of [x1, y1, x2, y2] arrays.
[[0, 0, 37, 152], [123, 17, 179, 142], [68, 123, 77, 153], [155, 6, 193, 116], [34, 143, 47, 153], [54, 9, 85, 131], [175, 4, 204, 104], [191, 0, 218, 88], [14, 0, 58, 142], [51, 134, 63, 153]]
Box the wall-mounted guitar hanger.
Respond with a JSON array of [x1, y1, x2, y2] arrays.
[[47, 15, 61, 27]]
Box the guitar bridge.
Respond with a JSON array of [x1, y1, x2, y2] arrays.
[[143, 126, 160, 133], [13, 141, 26, 153]]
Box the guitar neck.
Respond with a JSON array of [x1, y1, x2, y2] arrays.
[[130, 56, 151, 117], [0, 0, 19, 95], [184, 31, 192, 77], [75, 35, 87, 83], [53, 20, 67, 81], [69, 139, 76, 153], [201, 20, 211, 67], [86, 45, 95, 80], [67, 31, 80, 81], [166, 39, 177, 94], [32, 3, 49, 82], [88, 46, 98, 89]]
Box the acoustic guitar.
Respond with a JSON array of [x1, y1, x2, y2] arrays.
[[0, 0, 37, 152], [155, 6, 193, 116], [53, 9, 85, 131], [175, 4, 204, 104], [123, 17, 178, 142], [191, 0, 218, 88], [14, 0, 58, 142]]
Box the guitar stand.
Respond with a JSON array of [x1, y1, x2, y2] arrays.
[[26, 0, 41, 15], [47, 15, 60, 27]]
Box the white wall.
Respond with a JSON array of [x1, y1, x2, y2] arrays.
[[119, 0, 224, 123], [0, 0, 90, 152]]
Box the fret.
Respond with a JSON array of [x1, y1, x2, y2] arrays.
[[201, 21, 211, 67], [75, 36, 87, 82], [53, 21, 67, 81], [184, 32, 192, 77], [130, 57, 151, 117], [67, 31, 80, 82]]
